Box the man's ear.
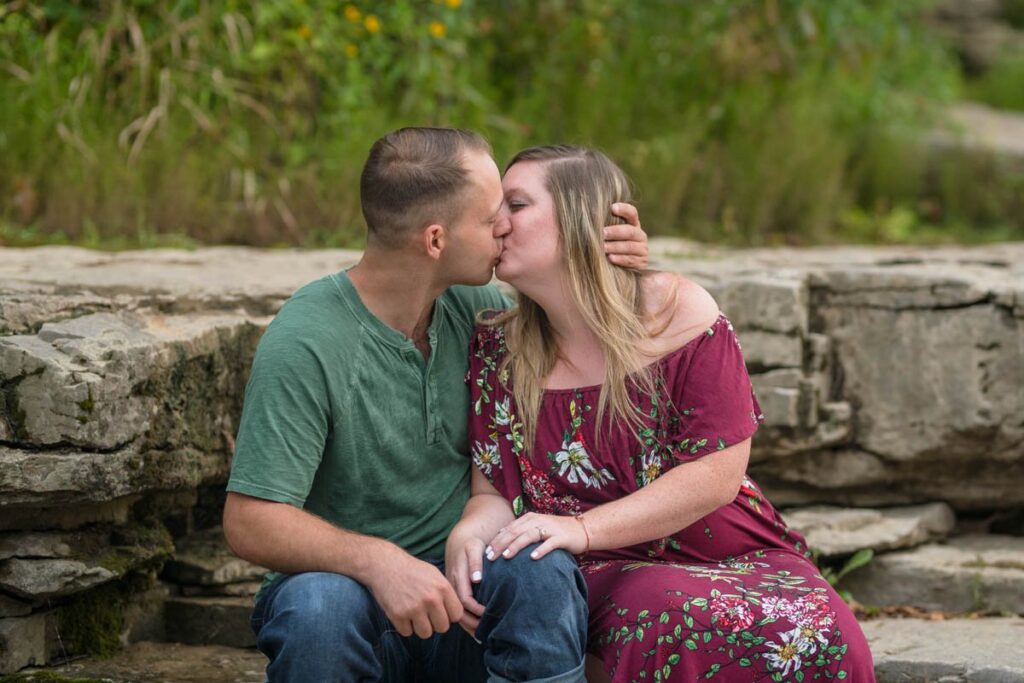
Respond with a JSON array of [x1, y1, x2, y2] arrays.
[[423, 223, 446, 260]]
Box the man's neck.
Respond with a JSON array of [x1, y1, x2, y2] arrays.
[[347, 249, 446, 342]]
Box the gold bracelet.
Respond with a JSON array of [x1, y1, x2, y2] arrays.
[[574, 513, 591, 554]]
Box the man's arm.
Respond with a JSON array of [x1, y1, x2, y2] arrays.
[[225, 311, 462, 638], [224, 492, 463, 638]]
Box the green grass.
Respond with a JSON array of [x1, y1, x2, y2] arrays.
[[0, 0, 1019, 249]]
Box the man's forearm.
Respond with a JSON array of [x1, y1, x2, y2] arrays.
[[223, 492, 399, 585]]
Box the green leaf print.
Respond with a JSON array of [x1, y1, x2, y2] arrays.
[[512, 496, 524, 516]]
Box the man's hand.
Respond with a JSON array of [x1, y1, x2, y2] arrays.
[[367, 546, 464, 639], [445, 531, 487, 637], [603, 202, 648, 270]]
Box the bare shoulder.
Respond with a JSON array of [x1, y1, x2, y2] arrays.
[[640, 272, 721, 355]]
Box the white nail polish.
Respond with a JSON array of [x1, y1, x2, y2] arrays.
[[501, 548, 510, 558], [530, 551, 539, 559], [472, 571, 482, 582]]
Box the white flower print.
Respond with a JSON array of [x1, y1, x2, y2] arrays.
[[494, 396, 511, 427], [553, 439, 615, 489], [764, 626, 811, 677], [471, 440, 501, 476], [637, 451, 662, 487]]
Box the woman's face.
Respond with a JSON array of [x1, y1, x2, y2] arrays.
[[495, 161, 562, 288]]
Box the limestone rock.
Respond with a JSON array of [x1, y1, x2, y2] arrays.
[[164, 597, 256, 648], [179, 581, 262, 598], [735, 330, 803, 370], [782, 503, 956, 557], [17, 640, 268, 682], [0, 446, 230, 510], [0, 310, 268, 452], [0, 560, 116, 602], [161, 527, 265, 587], [0, 613, 48, 674], [710, 276, 809, 335], [0, 593, 33, 618], [842, 534, 1024, 614], [864, 616, 1024, 683], [0, 524, 171, 601]]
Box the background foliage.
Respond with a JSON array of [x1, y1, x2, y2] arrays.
[[0, 0, 1021, 248]]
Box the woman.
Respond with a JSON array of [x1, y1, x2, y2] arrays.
[[448, 145, 874, 682]]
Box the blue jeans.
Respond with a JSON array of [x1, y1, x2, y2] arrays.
[[250, 543, 588, 682]]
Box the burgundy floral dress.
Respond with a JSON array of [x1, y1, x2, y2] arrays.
[[466, 314, 874, 682]]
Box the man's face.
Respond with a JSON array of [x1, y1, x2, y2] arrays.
[[441, 149, 510, 287]]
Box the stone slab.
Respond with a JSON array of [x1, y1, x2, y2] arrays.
[[161, 527, 265, 587], [0, 524, 171, 601], [18, 640, 267, 682], [0, 613, 47, 674], [0, 310, 268, 452], [843, 534, 1024, 614], [0, 446, 230, 509], [864, 616, 1024, 682], [164, 596, 256, 648], [783, 503, 957, 557]]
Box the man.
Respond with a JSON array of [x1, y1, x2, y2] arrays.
[[223, 128, 647, 682]]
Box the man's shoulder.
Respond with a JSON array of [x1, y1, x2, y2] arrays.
[[261, 273, 356, 348], [441, 283, 510, 328]]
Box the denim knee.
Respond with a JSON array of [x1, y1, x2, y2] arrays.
[[263, 571, 381, 642], [475, 544, 588, 681], [483, 545, 587, 606]]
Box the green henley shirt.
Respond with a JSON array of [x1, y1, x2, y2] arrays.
[[226, 270, 508, 599]]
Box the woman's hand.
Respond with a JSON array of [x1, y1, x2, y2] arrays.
[[485, 511, 588, 561], [444, 531, 487, 637]]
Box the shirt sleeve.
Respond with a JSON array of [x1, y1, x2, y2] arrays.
[[670, 317, 764, 462], [227, 323, 331, 507]]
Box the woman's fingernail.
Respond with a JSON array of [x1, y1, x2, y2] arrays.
[[485, 547, 494, 560], [501, 548, 510, 558], [530, 551, 539, 559], [472, 570, 482, 582]]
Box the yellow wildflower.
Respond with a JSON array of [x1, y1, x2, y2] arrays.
[[297, 24, 312, 40], [429, 20, 446, 38], [344, 43, 359, 58], [344, 5, 360, 22], [364, 14, 381, 33], [446, 0, 462, 7]]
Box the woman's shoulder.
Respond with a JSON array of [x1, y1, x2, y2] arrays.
[[470, 311, 511, 359], [641, 272, 721, 355]]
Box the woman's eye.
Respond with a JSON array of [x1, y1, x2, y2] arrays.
[[508, 202, 526, 212]]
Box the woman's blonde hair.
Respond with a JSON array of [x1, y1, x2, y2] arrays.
[[488, 145, 663, 452]]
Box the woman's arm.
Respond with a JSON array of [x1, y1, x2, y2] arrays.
[[486, 439, 750, 561], [445, 468, 516, 633]]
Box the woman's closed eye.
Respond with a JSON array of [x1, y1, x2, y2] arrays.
[[507, 201, 527, 212]]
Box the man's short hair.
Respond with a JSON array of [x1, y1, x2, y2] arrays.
[[360, 127, 492, 249]]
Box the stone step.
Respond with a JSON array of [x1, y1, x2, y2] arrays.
[[863, 616, 1024, 682], [164, 596, 255, 648], [842, 534, 1024, 614], [782, 503, 957, 557], [10, 617, 1022, 682], [14, 640, 267, 682], [0, 309, 266, 454], [161, 526, 265, 589]]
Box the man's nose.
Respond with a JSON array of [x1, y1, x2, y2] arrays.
[[492, 213, 511, 238]]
